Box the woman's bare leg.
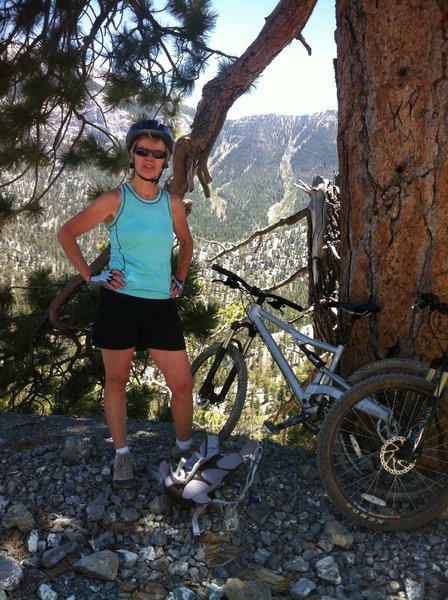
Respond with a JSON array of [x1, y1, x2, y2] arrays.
[[149, 348, 193, 441], [101, 347, 134, 449]]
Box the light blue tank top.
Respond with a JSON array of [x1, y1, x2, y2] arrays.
[[108, 183, 174, 299]]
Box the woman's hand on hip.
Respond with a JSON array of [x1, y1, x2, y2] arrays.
[[88, 269, 125, 291]]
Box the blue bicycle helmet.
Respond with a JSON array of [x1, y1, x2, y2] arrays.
[[126, 119, 174, 156]]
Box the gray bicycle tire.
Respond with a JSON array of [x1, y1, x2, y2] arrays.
[[318, 373, 448, 531], [191, 343, 248, 443]]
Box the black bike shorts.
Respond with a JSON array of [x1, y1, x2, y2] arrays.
[[92, 289, 186, 351]]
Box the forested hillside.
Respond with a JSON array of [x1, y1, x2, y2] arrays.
[[188, 111, 337, 241], [0, 109, 337, 288]]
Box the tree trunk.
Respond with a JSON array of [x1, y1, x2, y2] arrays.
[[306, 176, 340, 345], [336, 0, 448, 370]]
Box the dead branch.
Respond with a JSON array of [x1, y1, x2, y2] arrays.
[[211, 208, 309, 262], [205, 175, 340, 338], [264, 266, 308, 292], [297, 33, 312, 56]]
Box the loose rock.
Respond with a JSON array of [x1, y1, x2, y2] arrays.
[[1, 412, 448, 599], [72, 550, 119, 581], [3, 501, 36, 532], [0, 555, 23, 592]]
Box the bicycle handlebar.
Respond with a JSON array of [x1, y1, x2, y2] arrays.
[[416, 293, 448, 315], [211, 263, 304, 313], [212, 266, 448, 318]]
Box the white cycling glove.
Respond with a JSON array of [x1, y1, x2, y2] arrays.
[[88, 270, 114, 288], [172, 276, 184, 294]]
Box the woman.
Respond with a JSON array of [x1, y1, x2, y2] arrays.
[[58, 119, 195, 489]]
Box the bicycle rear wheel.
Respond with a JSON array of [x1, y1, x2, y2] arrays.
[[191, 343, 248, 443], [347, 357, 428, 385], [318, 373, 448, 531]]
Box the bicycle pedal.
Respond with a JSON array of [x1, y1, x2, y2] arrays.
[[263, 416, 305, 433]]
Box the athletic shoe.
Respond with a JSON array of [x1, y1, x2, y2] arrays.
[[113, 452, 135, 488], [170, 440, 199, 460]]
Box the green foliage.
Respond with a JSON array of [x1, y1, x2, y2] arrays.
[[216, 57, 237, 77], [53, 364, 103, 416], [25, 268, 61, 312], [0, 267, 102, 414], [216, 301, 245, 328], [173, 256, 219, 340], [0, 246, 219, 418], [168, 0, 217, 38], [0, 193, 15, 222], [0, 285, 14, 323], [215, 56, 258, 94], [0, 0, 221, 220], [126, 384, 156, 420], [285, 421, 316, 450], [62, 135, 129, 175], [153, 398, 173, 423], [85, 184, 114, 204]]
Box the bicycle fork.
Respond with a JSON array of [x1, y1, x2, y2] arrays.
[[397, 367, 448, 462], [198, 321, 256, 407]]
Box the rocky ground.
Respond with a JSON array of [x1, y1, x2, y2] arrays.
[[1, 411, 448, 600]]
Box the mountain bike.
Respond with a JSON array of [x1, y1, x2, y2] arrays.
[[317, 293, 448, 531], [191, 264, 426, 443]]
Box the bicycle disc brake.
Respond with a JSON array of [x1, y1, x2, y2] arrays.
[[380, 436, 416, 475]]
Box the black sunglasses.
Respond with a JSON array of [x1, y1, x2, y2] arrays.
[[133, 147, 166, 159]]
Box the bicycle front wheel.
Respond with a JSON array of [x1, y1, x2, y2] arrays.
[[318, 373, 448, 531], [191, 343, 248, 443]]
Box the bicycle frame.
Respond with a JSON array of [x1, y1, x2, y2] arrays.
[[251, 303, 346, 403], [222, 302, 389, 422]]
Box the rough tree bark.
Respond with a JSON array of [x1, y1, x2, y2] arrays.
[[336, 0, 448, 370]]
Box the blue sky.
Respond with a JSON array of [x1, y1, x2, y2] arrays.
[[188, 0, 337, 119]]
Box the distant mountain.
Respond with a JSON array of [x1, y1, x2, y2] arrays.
[[188, 111, 338, 241], [0, 109, 338, 287]]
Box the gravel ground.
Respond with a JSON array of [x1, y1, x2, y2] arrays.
[[1, 411, 448, 600]]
